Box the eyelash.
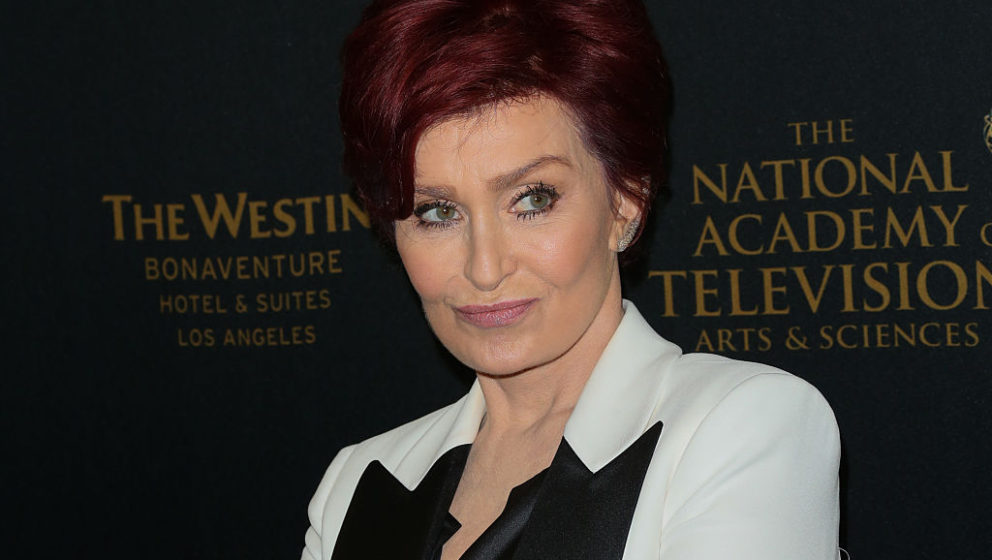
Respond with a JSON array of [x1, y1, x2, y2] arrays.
[[412, 200, 458, 230], [411, 182, 561, 229], [513, 183, 560, 221]]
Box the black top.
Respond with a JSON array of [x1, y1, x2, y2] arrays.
[[330, 422, 662, 560], [429, 445, 550, 560]]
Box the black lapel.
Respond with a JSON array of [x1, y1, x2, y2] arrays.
[[330, 445, 469, 560], [512, 422, 663, 560]]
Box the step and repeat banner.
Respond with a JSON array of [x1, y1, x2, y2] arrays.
[[6, 1, 990, 558]]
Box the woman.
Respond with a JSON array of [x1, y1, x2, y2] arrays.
[[303, 1, 841, 559]]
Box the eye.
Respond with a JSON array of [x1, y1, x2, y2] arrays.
[[512, 184, 559, 219], [422, 205, 458, 222], [413, 201, 460, 228], [517, 191, 553, 211]]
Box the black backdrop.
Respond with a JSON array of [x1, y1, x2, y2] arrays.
[[4, 1, 991, 558]]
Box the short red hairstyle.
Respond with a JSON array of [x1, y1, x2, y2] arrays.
[[340, 0, 671, 248]]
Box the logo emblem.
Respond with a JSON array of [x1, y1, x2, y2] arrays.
[[985, 109, 992, 154]]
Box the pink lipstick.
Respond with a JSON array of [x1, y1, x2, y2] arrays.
[[455, 299, 537, 328]]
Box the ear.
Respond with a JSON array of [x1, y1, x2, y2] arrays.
[[609, 180, 646, 252]]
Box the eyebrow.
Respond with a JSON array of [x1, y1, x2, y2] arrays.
[[487, 155, 571, 192], [413, 154, 572, 198]]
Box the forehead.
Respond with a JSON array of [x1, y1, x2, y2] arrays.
[[413, 97, 600, 184]]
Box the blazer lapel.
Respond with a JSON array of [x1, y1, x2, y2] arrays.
[[563, 301, 680, 472], [511, 301, 680, 558], [331, 382, 486, 560], [511, 422, 663, 560], [330, 444, 469, 560]]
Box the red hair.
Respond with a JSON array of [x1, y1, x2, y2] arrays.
[[340, 0, 671, 247]]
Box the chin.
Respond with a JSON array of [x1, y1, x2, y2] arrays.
[[452, 339, 557, 378]]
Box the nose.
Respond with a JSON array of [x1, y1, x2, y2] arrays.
[[463, 218, 514, 292]]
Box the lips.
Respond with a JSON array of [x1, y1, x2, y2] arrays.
[[455, 299, 537, 328]]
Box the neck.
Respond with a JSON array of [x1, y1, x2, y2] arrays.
[[476, 287, 625, 434]]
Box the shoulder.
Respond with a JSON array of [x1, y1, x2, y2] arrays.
[[582, 301, 838, 470], [611, 302, 834, 429], [650, 354, 842, 557], [657, 350, 835, 427], [651, 351, 840, 500], [642, 350, 840, 496]]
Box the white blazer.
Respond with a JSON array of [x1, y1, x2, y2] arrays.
[[303, 301, 841, 559]]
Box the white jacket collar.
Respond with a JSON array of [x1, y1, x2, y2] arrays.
[[564, 300, 681, 471], [392, 299, 681, 487]]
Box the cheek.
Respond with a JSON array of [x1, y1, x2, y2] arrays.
[[531, 213, 613, 285], [397, 238, 455, 303]]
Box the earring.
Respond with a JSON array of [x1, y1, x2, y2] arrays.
[[617, 217, 640, 252]]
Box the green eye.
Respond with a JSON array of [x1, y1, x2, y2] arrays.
[[418, 203, 459, 223], [519, 192, 552, 211], [517, 191, 555, 214], [513, 184, 559, 219]]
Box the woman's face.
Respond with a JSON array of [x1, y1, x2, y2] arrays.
[[395, 97, 635, 376]]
